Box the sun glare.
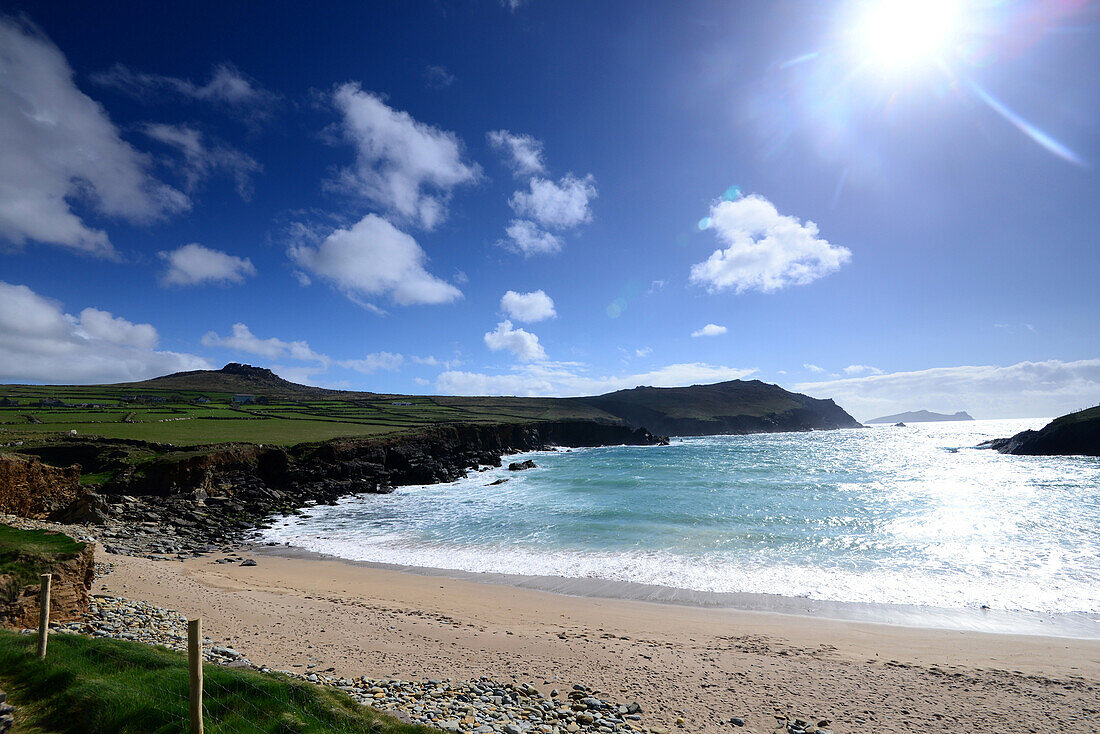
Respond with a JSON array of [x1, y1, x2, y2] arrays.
[[855, 0, 961, 72]]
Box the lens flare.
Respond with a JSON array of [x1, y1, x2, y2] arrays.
[[966, 80, 1086, 167]]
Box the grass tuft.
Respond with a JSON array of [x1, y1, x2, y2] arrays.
[[0, 630, 433, 733]]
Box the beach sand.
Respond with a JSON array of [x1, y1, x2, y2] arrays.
[[96, 549, 1100, 734]]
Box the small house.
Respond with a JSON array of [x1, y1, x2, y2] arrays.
[[391, 401, 413, 406], [194, 397, 210, 405], [233, 394, 256, 405]]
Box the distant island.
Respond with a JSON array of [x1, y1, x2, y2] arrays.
[[865, 410, 974, 424], [983, 406, 1100, 457]]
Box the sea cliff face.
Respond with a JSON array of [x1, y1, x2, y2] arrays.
[[3, 421, 667, 556], [116, 420, 666, 497]]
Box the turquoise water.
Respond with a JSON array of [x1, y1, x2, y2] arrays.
[[262, 419, 1100, 620]]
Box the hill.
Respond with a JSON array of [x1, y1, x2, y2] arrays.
[[0, 366, 860, 449], [123, 362, 351, 399], [865, 410, 974, 424], [571, 380, 860, 435], [985, 406, 1100, 456]]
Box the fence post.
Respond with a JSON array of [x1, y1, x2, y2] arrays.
[[188, 618, 204, 734], [36, 573, 51, 659]]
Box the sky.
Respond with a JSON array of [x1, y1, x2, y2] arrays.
[[0, 0, 1098, 421]]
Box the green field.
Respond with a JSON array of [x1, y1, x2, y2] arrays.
[[0, 383, 597, 447], [0, 629, 431, 734]]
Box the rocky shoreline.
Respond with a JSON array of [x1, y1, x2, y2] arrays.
[[5, 421, 666, 560]]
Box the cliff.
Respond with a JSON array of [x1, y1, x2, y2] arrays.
[[1, 422, 666, 553], [985, 407, 1100, 457], [0, 526, 95, 629], [0, 454, 84, 519], [110, 420, 666, 497]]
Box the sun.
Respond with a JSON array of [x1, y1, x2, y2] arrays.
[[853, 0, 962, 72]]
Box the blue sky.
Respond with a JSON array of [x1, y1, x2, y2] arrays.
[[1, 0, 1097, 419]]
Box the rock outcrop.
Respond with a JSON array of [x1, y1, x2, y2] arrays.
[[984, 407, 1100, 457]]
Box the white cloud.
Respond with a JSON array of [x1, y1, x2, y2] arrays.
[[803, 363, 825, 373], [436, 361, 757, 397], [411, 355, 463, 369], [509, 174, 597, 229], [843, 364, 883, 375], [500, 290, 556, 323], [159, 243, 256, 287], [330, 83, 480, 229], [423, 65, 455, 89], [487, 130, 546, 176], [76, 308, 158, 349], [484, 320, 547, 362], [142, 124, 260, 199], [501, 0, 527, 9], [690, 194, 851, 293], [0, 281, 208, 383], [691, 323, 727, 337], [338, 352, 405, 374], [0, 18, 188, 257], [92, 63, 276, 110], [201, 323, 327, 363], [795, 359, 1100, 420], [289, 214, 462, 307], [500, 219, 562, 256], [635, 347, 653, 358]]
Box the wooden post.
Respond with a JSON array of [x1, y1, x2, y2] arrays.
[[36, 573, 51, 659], [188, 618, 204, 734]]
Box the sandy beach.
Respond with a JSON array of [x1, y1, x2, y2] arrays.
[[95, 548, 1100, 734]]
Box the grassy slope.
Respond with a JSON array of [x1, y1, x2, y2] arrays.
[[0, 370, 850, 448], [0, 525, 86, 588], [0, 384, 616, 447], [0, 630, 432, 734], [1048, 405, 1100, 427]]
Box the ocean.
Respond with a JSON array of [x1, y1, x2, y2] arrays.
[[259, 419, 1100, 636]]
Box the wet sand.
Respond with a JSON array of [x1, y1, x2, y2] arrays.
[[96, 548, 1100, 733]]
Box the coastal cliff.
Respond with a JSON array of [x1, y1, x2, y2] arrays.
[[985, 406, 1100, 457], [0, 453, 84, 519], [4, 421, 666, 555]]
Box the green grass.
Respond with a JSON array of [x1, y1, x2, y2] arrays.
[[0, 525, 86, 588], [3, 419, 401, 446], [1049, 405, 1100, 427], [0, 630, 433, 734], [0, 383, 575, 447]]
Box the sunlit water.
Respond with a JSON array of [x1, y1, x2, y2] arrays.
[[261, 419, 1100, 627]]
